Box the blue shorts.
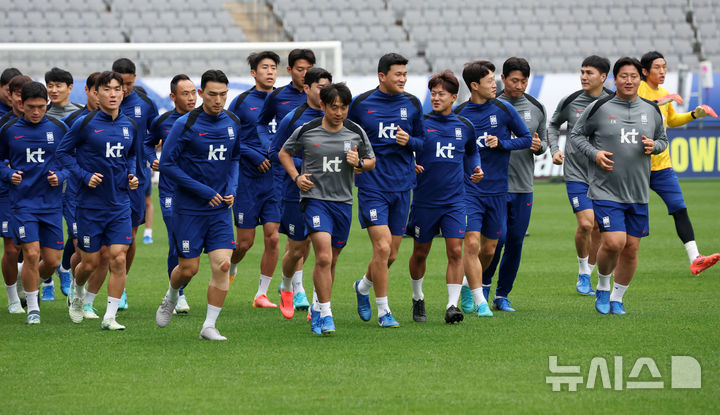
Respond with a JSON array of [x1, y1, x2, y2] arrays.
[[173, 210, 235, 258], [130, 188, 146, 227], [76, 207, 133, 253], [465, 193, 506, 239], [159, 194, 174, 222], [279, 200, 308, 242], [0, 197, 13, 239], [592, 200, 649, 238], [144, 172, 152, 197], [566, 181, 593, 213], [63, 198, 78, 239], [406, 204, 466, 243], [11, 210, 64, 249], [303, 199, 352, 249], [650, 168, 686, 215], [357, 188, 410, 235], [234, 178, 281, 228]]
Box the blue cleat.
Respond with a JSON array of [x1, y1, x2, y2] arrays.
[[25, 310, 40, 325], [576, 274, 595, 295], [353, 280, 371, 321], [460, 285, 474, 313], [310, 306, 322, 335], [610, 301, 626, 315], [58, 268, 71, 296], [41, 284, 55, 301], [143, 235, 153, 244], [475, 302, 493, 317], [482, 286, 490, 304], [493, 297, 515, 312], [118, 289, 128, 310], [293, 292, 310, 311], [378, 312, 400, 328], [595, 290, 610, 314], [320, 315, 336, 335]]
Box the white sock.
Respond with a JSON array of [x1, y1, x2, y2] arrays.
[[376, 296, 389, 317], [462, 275, 469, 287], [471, 288, 487, 305], [166, 282, 180, 303], [255, 274, 272, 297], [83, 291, 97, 306], [143, 228, 152, 238], [229, 262, 238, 276], [578, 256, 590, 275], [589, 262, 597, 275], [685, 241, 700, 263], [281, 274, 293, 292], [609, 282, 628, 303], [74, 280, 85, 299], [291, 270, 305, 293], [597, 272, 612, 291], [312, 289, 318, 306], [104, 296, 120, 320], [411, 277, 424, 301], [5, 282, 20, 304], [319, 301, 332, 317], [357, 275, 372, 295], [42, 279, 54, 287], [203, 304, 221, 329], [26, 290, 39, 313], [446, 283, 461, 308], [59, 264, 70, 273]]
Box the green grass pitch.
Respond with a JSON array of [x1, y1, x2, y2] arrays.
[[1, 179, 718, 413]]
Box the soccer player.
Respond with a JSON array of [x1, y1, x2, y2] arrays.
[[112, 58, 159, 309], [454, 60, 532, 312], [548, 55, 613, 295], [147, 74, 197, 314], [57, 71, 140, 330], [571, 57, 668, 315], [348, 53, 424, 327], [638, 51, 720, 274], [407, 71, 486, 324], [0, 82, 68, 324], [227, 51, 282, 308], [154, 70, 240, 341], [279, 82, 375, 335], [0, 68, 22, 117], [45, 67, 82, 120], [474, 57, 546, 311], [270, 67, 332, 318]]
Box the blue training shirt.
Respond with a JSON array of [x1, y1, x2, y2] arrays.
[[228, 87, 273, 184], [119, 89, 158, 188], [147, 109, 184, 200], [256, 82, 306, 143]]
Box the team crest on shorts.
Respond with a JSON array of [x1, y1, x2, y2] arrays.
[[602, 216, 610, 228], [312, 216, 320, 228], [415, 226, 420, 238], [46, 131, 54, 143], [164, 197, 172, 208], [72, 222, 77, 234], [228, 126, 235, 139], [1, 221, 7, 233], [123, 127, 130, 139], [455, 128, 462, 139], [134, 105, 142, 117], [288, 224, 295, 235], [400, 107, 407, 120], [83, 235, 90, 248], [182, 240, 190, 253], [18, 226, 25, 239], [369, 209, 378, 221], [237, 212, 244, 224], [572, 197, 579, 208]]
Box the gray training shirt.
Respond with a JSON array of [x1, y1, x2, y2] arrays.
[[548, 88, 613, 184], [46, 102, 83, 120], [283, 117, 374, 204], [570, 94, 668, 204], [498, 92, 548, 193]]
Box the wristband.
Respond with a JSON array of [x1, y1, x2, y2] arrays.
[[691, 110, 696, 119], [294, 174, 301, 183]]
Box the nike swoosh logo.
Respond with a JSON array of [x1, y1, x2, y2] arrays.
[[336, 240, 346, 244], [165, 130, 170, 133], [199, 133, 209, 136], [312, 143, 321, 147], [367, 110, 377, 113], [575, 110, 584, 113], [250, 107, 259, 110], [609, 116, 617, 119], [526, 202, 532, 206], [94, 129, 104, 133], [426, 129, 438, 133], [13, 136, 23, 139], [281, 101, 291, 105]]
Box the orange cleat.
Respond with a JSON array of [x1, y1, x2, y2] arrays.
[[228, 273, 236, 286], [253, 294, 277, 308], [279, 290, 295, 319], [691, 253, 720, 275]]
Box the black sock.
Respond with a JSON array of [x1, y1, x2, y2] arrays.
[[672, 208, 695, 244]]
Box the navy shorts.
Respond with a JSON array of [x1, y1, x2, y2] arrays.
[[234, 178, 281, 228], [0, 197, 13, 239], [565, 181, 593, 213], [77, 207, 133, 253], [650, 168, 686, 215], [357, 188, 410, 235], [173, 210, 235, 258], [592, 200, 649, 238], [406, 204, 466, 243], [130, 187, 146, 227], [465, 193, 506, 239], [11, 210, 64, 250], [159, 194, 174, 223], [303, 199, 352, 249], [279, 200, 308, 242]]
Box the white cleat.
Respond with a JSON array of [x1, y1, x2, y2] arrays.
[[101, 318, 125, 331], [175, 295, 190, 314], [199, 326, 227, 341], [156, 297, 176, 328], [8, 301, 24, 314], [83, 304, 100, 319], [69, 297, 84, 323]]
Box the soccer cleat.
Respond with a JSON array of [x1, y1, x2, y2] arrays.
[[58, 267, 71, 296], [83, 304, 100, 319], [8, 301, 24, 314], [691, 253, 720, 275], [228, 263, 237, 286], [610, 301, 626, 315], [310, 306, 322, 335], [293, 292, 310, 311], [378, 312, 400, 328], [280, 289, 295, 319], [25, 310, 40, 325], [353, 280, 371, 321], [41, 284, 55, 301], [175, 295, 190, 314], [69, 297, 84, 323], [156, 297, 177, 328], [67, 278, 75, 307], [482, 286, 490, 304], [412, 298, 427, 322], [252, 294, 277, 308], [118, 289, 128, 310], [493, 297, 515, 312], [444, 305, 464, 324], [101, 318, 125, 331], [199, 326, 227, 341], [475, 302, 493, 317], [460, 285, 474, 313], [576, 273, 595, 295], [143, 235, 153, 244], [320, 315, 336, 335], [595, 290, 610, 315]]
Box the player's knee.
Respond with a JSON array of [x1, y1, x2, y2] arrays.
[[44, 255, 61, 270], [447, 246, 463, 263], [22, 246, 41, 264], [217, 259, 230, 274], [265, 232, 280, 249], [315, 250, 332, 268], [236, 238, 253, 252], [180, 263, 198, 278], [480, 243, 497, 258], [577, 219, 594, 234], [372, 240, 392, 260], [602, 239, 625, 254]]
